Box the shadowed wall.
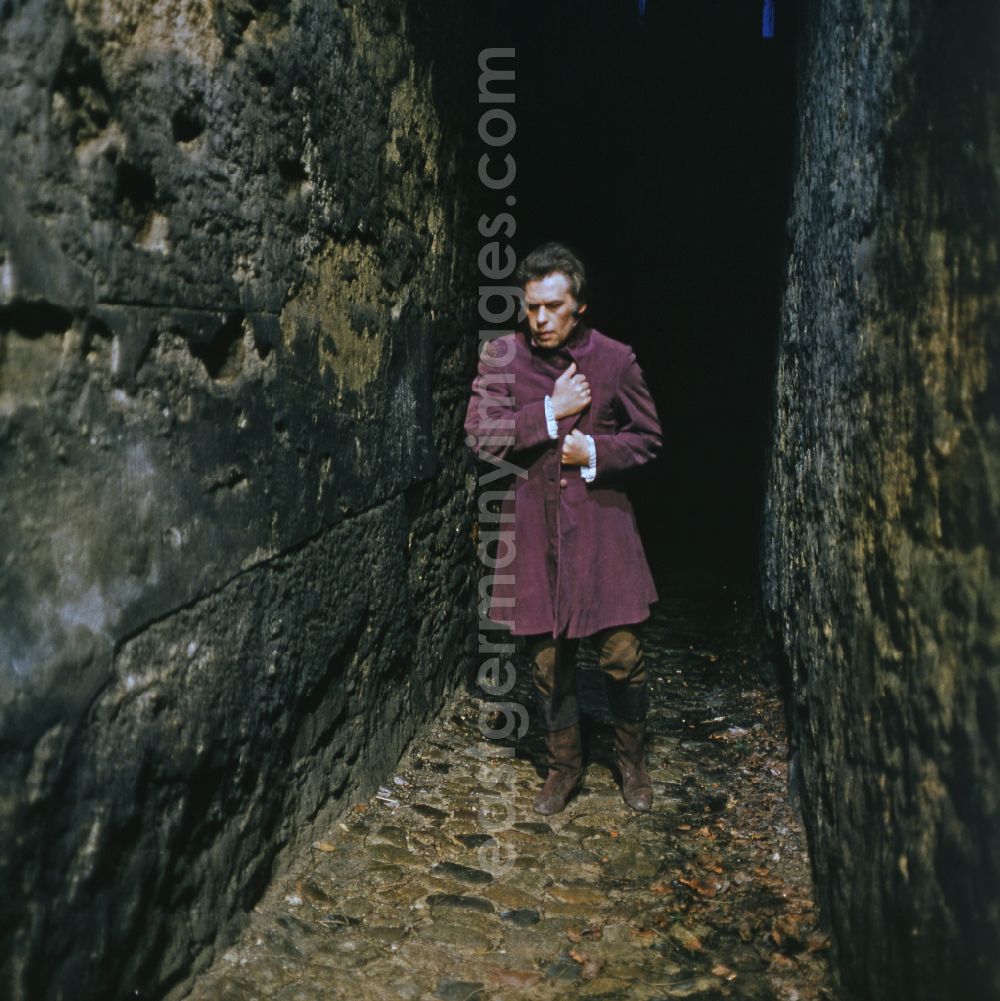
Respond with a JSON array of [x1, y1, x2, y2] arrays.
[[0, 1, 475, 997], [763, 1, 1000, 997]]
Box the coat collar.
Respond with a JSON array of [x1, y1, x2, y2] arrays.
[[522, 323, 594, 364]]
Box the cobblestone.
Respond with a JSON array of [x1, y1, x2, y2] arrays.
[[188, 580, 839, 1000]]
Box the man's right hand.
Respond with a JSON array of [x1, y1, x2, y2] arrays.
[[551, 362, 591, 420]]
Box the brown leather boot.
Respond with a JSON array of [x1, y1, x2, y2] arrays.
[[533, 723, 583, 815], [614, 719, 653, 812]]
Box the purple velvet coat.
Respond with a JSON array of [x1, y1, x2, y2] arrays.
[[465, 324, 661, 638]]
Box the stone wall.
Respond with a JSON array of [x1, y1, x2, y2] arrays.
[[763, 0, 1000, 997], [0, 1, 475, 998]]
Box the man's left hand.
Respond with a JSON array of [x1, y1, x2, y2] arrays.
[[561, 429, 591, 467]]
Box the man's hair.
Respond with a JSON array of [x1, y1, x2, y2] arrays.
[[516, 242, 588, 303]]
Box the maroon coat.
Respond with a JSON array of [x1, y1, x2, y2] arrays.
[[465, 324, 661, 638]]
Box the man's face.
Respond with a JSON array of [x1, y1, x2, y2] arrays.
[[524, 271, 586, 350]]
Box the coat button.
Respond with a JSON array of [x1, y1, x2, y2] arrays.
[[559, 478, 568, 488]]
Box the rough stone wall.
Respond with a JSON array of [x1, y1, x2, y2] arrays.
[[0, 1, 475, 998], [763, 1, 1000, 997]]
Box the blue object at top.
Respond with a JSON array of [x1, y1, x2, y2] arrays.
[[763, 0, 775, 37]]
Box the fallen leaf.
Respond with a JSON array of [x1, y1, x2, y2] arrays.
[[771, 913, 808, 950], [312, 841, 336, 853], [569, 950, 603, 978], [678, 875, 724, 898], [668, 924, 703, 952]]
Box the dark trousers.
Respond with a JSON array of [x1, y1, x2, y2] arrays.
[[527, 626, 650, 732]]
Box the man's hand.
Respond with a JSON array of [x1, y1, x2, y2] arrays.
[[550, 362, 591, 420], [561, 428, 591, 467]]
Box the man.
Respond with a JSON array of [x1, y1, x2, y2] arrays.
[[465, 242, 662, 815]]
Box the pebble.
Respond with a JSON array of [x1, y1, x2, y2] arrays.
[[453, 833, 496, 849], [413, 804, 449, 822], [547, 883, 606, 906], [433, 979, 485, 1001], [426, 893, 495, 913], [418, 921, 494, 951], [481, 884, 539, 909], [369, 843, 418, 866], [500, 907, 540, 926], [513, 821, 553, 835], [430, 861, 493, 884], [544, 955, 582, 981]]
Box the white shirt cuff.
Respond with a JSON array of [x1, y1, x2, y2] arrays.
[[581, 434, 597, 482], [543, 395, 558, 439]]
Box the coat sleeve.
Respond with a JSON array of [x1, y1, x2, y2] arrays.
[[590, 349, 661, 479], [464, 341, 554, 462]]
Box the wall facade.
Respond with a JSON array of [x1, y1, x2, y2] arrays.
[[763, 1, 1000, 997], [0, 1, 475, 997]]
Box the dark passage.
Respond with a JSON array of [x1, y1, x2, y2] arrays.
[[478, 0, 799, 583], [186, 585, 834, 1001], [1, 1, 998, 999]]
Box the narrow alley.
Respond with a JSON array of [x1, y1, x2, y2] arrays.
[[187, 582, 835, 1001], [0, 1, 997, 1000]]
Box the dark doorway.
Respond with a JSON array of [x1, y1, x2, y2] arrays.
[[476, 0, 799, 589]]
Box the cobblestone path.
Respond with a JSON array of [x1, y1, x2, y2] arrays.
[[188, 580, 839, 1001]]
